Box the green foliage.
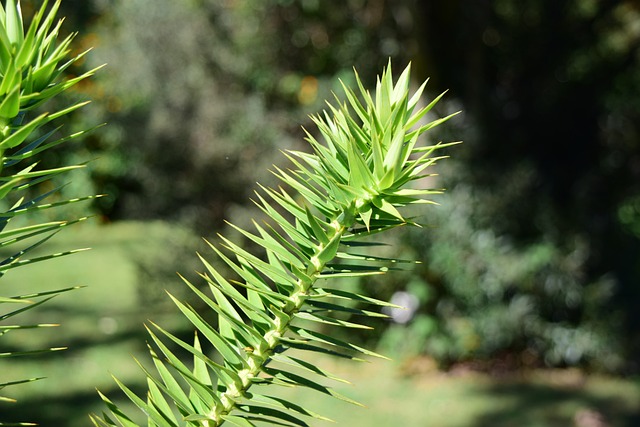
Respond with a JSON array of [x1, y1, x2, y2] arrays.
[[83, 0, 293, 228], [127, 220, 207, 309], [416, 0, 640, 367], [37, 0, 640, 377], [82, 0, 419, 230], [380, 186, 622, 371], [91, 63, 457, 426], [0, 0, 99, 420]]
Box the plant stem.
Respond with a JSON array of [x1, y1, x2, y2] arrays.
[[209, 205, 356, 425]]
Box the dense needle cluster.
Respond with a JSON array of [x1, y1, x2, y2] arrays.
[[0, 0, 100, 419], [93, 62, 458, 427]]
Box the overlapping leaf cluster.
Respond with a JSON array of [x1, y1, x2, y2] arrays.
[[94, 63, 458, 427], [0, 0, 100, 417]]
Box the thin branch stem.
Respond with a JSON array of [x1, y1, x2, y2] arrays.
[[209, 211, 354, 425]]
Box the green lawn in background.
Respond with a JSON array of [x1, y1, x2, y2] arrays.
[[271, 355, 640, 427], [1, 221, 639, 426], [1, 221, 191, 426]]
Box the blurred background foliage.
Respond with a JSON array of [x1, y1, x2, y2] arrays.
[[11, 0, 640, 386], [43, 0, 640, 371]]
